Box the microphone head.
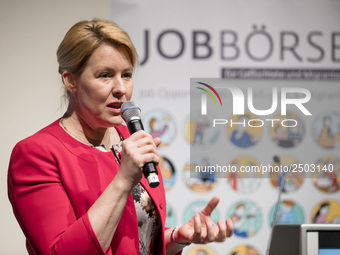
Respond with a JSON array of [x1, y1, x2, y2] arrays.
[[121, 101, 142, 123], [273, 155, 280, 164]]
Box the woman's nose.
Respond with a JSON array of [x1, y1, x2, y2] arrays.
[[112, 77, 127, 96]]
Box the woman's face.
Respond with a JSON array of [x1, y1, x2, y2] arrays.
[[72, 44, 133, 129]]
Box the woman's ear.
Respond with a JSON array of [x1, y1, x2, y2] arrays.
[[62, 71, 77, 93]]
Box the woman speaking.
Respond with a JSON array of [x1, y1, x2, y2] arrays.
[[8, 19, 233, 254]]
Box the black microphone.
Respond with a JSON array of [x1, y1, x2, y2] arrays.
[[121, 101, 160, 188]]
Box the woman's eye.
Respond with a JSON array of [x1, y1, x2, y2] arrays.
[[123, 73, 132, 79], [99, 73, 110, 78]]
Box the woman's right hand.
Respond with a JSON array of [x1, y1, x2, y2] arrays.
[[116, 130, 161, 190]]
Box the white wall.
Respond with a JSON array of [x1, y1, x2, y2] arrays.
[[0, 1, 110, 253]]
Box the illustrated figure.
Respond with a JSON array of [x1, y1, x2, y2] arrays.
[[318, 116, 340, 148], [313, 202, 330, 224], [230, 115, 257, 148]]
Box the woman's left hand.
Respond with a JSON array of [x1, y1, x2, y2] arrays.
[[173, 196, 233, 244]]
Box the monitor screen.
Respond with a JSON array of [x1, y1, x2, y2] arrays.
[[301, 224, 340, 255], [319, 230, 340, 255], [319, 249, 340, 255]]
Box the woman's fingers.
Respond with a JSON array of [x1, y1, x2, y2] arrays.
[[180, 199, 234, 245], [153, 137, 162, 147], [118, 130, 160, 188], [216, 219, 227, 242], [128, 131, 157, 149], [191, 215, 233, 244], [122, 130, 160, 167], [201, 196, 220, 216], [193, 214, 202, 242], [226, 218, 234, 237], [205, 217, 215, 242], [128, 129, 152, 141]]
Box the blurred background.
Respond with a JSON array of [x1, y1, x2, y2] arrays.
[[1, 0, 339, 254]]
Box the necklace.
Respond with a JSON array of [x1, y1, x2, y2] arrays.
[[59, 118, 123, 153], [60, 118, 98, 147]]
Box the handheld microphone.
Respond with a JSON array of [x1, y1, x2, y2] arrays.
[[121, 101, 160, 188]]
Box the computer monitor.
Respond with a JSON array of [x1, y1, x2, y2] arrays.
[[300, 224, 340, 255], [268, 224, 340, 255]]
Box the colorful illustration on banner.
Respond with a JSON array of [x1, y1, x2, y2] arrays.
[[184, 155, 218, 193], [228, 245, 260, 255], [183, 200, 220, 224], [226, 200, 262, 238], [312, 110, 340, 149], [227, 155, 262, 194], [269, 199, 305, 226], [158, 155, 176, 192], [186, 113, 220, 146], [226, 112, 262, 148], [269, 155, 304, 193], [270, 112, 305, 148], [165, 203, 176, 228], [142, 109, 176, 148], [185, 245, 217, 255], [311, 200, 340, 224], [312, 155, 340, 193]]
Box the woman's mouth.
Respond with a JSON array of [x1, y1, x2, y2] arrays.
[[107, 102, 123, 114]]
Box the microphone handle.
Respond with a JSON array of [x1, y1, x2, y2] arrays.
[[127, 119, 144, 134], [127, 119, 160, 188]]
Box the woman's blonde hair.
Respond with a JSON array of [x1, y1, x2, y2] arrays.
[[57, 19, 138, 77]]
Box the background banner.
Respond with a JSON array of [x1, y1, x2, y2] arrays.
[[112, 1, 340, 254]]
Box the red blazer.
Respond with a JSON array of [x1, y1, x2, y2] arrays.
[[8, 120, 167, 255]]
